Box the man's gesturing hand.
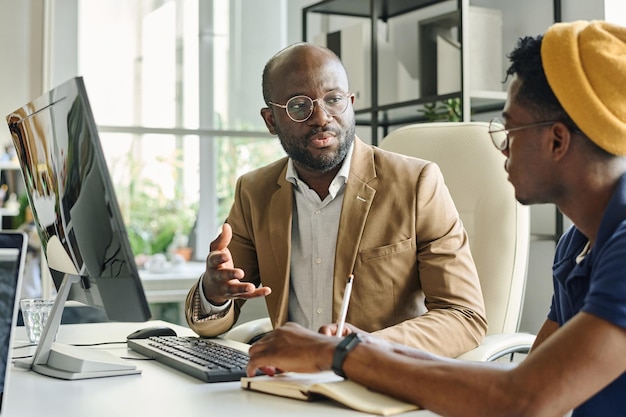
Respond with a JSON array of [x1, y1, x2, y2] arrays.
[[201, 223, 271, 305]]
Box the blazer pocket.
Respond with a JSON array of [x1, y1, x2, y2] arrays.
[[359, 238, 415, 261]]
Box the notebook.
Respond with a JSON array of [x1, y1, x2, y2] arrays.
[[0, 231, 28, 415], [241, 371, 419, 416]]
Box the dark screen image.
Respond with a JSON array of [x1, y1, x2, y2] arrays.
[[0, 232, 25, 412], [5, 77, 150, 322]]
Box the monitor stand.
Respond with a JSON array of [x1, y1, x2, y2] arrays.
[[15, 273, 141, 380]]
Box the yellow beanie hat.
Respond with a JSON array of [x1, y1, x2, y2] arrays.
[[541, 20, 626, 155]]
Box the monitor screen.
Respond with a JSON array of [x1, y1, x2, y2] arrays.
[[0, 231, 27, 412], [5, 77, 151, 379], [6, 77, 150, 322]]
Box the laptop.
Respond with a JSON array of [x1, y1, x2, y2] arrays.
[[0, 231, 28, 414]]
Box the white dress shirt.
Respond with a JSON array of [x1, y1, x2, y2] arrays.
[[199, 142, 354, 330]]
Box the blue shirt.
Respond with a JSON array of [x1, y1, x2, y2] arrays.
[[549, 173, 626, 416]]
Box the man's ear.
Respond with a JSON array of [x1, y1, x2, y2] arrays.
[[260, 107, 277, 135], [550, 122, 572, 161]]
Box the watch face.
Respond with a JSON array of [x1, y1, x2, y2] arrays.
[[332, 333, 362, 378]]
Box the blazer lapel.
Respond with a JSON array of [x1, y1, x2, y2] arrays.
[[268, 164, 293, 325], [333, 138, 376, 316]]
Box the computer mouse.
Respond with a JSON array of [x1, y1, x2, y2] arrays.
[[127, 325, 177, 340]]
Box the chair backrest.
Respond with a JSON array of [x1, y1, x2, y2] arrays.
[[379, 122, 530, 335]]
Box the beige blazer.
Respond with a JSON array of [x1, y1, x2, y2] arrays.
[[186, 137, 487, 357]]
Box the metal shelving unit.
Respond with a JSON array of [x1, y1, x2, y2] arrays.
[[303, 0, 564, 239], [303, 0, 510, 145]]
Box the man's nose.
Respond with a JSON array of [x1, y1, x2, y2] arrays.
[[306, 99, 332, 125]]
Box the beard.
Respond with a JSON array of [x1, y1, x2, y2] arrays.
[[277, 122, 356, 173]]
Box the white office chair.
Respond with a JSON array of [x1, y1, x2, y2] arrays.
[[226, 121, 535, 360], [380, 122, 535, 361]]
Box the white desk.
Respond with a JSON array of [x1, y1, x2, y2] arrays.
[[5, 321, 440, 417]]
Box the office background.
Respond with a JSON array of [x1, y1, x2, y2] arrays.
[[0, 0, 623, 335]]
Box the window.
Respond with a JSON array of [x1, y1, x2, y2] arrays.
[[72, 0, 311, 259]]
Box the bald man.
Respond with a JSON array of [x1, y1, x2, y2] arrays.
[[185, 43, 486, 356]]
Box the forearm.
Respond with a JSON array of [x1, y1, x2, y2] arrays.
[[245, 324, 529, 416], [341, 339, 529, 417]]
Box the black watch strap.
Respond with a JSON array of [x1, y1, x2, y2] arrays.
[[331, 333, 362, 378]]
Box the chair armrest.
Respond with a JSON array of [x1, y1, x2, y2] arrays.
[[223, 317, 273, 344], [455, 333, 536, 362]]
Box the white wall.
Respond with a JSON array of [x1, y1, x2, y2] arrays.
[[0, 0, 44, 148], [604, 0, 626, 25], [46, 0, 79, 89], [562, 0, 605, 22]]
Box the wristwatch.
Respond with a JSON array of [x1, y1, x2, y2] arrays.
[[331, 333, 362, 379]]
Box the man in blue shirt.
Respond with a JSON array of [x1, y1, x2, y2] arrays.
[[245, 20, 626, 416]]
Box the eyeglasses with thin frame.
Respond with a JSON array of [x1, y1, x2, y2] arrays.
[[268, 90, 352, 123], [488, 117, 557, 151]]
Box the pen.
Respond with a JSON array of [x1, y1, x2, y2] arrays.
[[336, 274, 354, 337]]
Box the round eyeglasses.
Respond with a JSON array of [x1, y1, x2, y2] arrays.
[[268, 90, 352, 123], [488, 117, 557, 151]]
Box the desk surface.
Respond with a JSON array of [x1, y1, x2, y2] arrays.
[[6, 321, 440, 417]]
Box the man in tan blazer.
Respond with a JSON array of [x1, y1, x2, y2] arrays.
[[185, 42, 486, 357]]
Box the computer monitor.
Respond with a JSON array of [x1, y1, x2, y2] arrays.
[[0, 231, 27, 413], [5, 76, 152, 380]]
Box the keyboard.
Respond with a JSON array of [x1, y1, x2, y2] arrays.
[[127, 336, 249, 382]]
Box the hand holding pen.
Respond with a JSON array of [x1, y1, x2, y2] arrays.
[[335, 274, 354, 337]]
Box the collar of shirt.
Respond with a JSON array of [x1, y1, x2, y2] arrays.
[[555, 172, 626, 274], [595, 172, 626, 251], [285, 140, 354, 199]]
